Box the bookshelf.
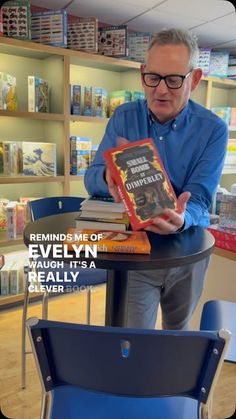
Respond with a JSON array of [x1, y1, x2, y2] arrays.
[[0, 37, 236, 307]]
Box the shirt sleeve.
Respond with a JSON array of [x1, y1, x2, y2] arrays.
[[182, 119, 228, 230], [84, 111, 121, 197]]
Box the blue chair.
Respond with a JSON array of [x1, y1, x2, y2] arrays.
[[26, 317, 230, 419], [200, 300, 236, 363], [22, 196, 107, 388]]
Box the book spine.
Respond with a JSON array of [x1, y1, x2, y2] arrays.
[[28, 76, 36, 112]]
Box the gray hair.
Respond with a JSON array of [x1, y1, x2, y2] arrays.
[[148, 28, 199, 68]]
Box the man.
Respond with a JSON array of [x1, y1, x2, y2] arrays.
[[84, 29, 228, 330]]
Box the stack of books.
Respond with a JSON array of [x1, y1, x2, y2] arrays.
[[75, 196, 129, 231]]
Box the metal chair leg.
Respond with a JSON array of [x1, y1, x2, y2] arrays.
[[86, 289, 91, 325], [42, 291, 49, 319], [21, 266, 30, 389]]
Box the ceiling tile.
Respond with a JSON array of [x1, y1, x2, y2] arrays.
[[127, 9, 204, 32], [67, 0, 148, 25], [156, 0, 235, 21]]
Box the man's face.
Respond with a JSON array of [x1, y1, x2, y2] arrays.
[[141, 43, 202, 123]]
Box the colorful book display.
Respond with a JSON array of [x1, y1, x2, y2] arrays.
[[109, 90, 132, 115], [2, 0, 31, 40], [70, 136, 91, 175], [0, 72, 17, 111], [83, 86, 93, 116], [128, 32, 151, 63], [98, 25, 128, 58], [209, 52, 229, 78], [64, 228, 151, 254], [22, 142, 56, 176], [104, 138, 177, 230], [94, 87, 108, 117], [28, 76, 49, 113], [31, 9, 67, 47], [67, 17, 98, 52], [219, 194, 236, 230], [197, 48, 211, 75], [71, 85, 81, 115], [211, 107, 232, 125]]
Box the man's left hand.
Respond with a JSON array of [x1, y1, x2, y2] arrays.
[[145, 192, 191, 235]]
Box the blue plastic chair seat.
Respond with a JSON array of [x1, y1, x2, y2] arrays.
[[51, 386, 199, 419]]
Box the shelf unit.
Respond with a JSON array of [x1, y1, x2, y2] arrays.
[[1, 37, 236, 306]]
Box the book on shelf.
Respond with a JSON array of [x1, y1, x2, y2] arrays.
[[31, 9, 67, 47], [67, 17, 98, 52], [98, 25, 128, 58], [64, 228, 151, 254], [0, 72, 17, 111], [75, 211, 129, 231], [80, 196, 126, 213], [22, 141, 56, 176], [80, 209, 125, 220], [104, 138, 177, 230], [28, 76, 49, 113]]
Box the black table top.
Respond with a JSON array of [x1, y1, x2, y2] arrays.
[[23, 212, 215, 271]]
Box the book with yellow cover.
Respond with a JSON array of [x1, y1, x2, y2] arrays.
[[64, 228, 151, 254]]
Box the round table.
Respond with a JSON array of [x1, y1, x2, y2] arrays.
[[24, 212, 215, 326]]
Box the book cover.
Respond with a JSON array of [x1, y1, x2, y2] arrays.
[[28, 76, 49, 113], [0, 72, 17, 111], [31, 9, 67, 47], [104, 138, 177, 230], [67, 17, 98, 52], [98, 25, 128, 58], [22, 142, 56, 176], [80, 196, 125, 213], [75, 212, 129, 231], [64, 228, 151, 254], [2, 0, 31, 41]]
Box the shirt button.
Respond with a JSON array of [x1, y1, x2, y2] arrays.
[[172, 123, 177, 129], [159, 136, 164, 141]]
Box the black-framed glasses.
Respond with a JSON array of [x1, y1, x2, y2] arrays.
[[142, 70, 192, 89]]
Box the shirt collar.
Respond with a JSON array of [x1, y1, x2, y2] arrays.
[[148, 101, 189, 131]]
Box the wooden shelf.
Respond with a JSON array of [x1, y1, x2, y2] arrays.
[[222, 168, 236, 175], [0, 176, 64, 184], [70, 115, 109, 123], [213, 247, 236, 261], [69, 175, 84, 181], [0, 232, 23, 247], [202, 75, 236, 88], [0, 36, 140, 71], [0, 110, 64, 121]]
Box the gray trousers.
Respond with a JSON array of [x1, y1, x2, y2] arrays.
[[125, 256, 210, 330]]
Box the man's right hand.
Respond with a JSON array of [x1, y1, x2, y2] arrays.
[[105, 167, 121, 203]]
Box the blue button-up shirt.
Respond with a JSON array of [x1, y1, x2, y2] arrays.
[[84, 99, 228, 230]]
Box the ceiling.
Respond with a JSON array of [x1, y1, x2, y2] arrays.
[[30, 0, 236, 53]]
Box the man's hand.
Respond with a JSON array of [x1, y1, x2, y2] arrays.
[[105, 167, 121, 203], [145, 191, 191, 235]]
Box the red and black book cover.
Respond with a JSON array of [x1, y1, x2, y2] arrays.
[[104, 138, 177, 230]]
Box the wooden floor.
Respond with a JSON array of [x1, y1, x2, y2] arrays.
[[0, 285, 235, 419]]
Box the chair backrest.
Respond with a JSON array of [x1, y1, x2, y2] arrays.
[[27, 318, 230, 406], [200, 300, 236, 363], [29, 196, 83, 221]]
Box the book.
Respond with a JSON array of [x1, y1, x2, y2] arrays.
[[67, 17, 98, 53], [109, 90, 132, 116], [98, 25, 128, 58], [75, 211, 129, 231], [28, 76, 49, 113], [0, 72, 17, 111], [104, 138, 177, 230], [31, 9, 67, 47], [64, 228, 151, 254], [2, 0, 31, 41], [80, 210, 125, 220], [80, 196, 125, 213], [22, 142, 56, 176]]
